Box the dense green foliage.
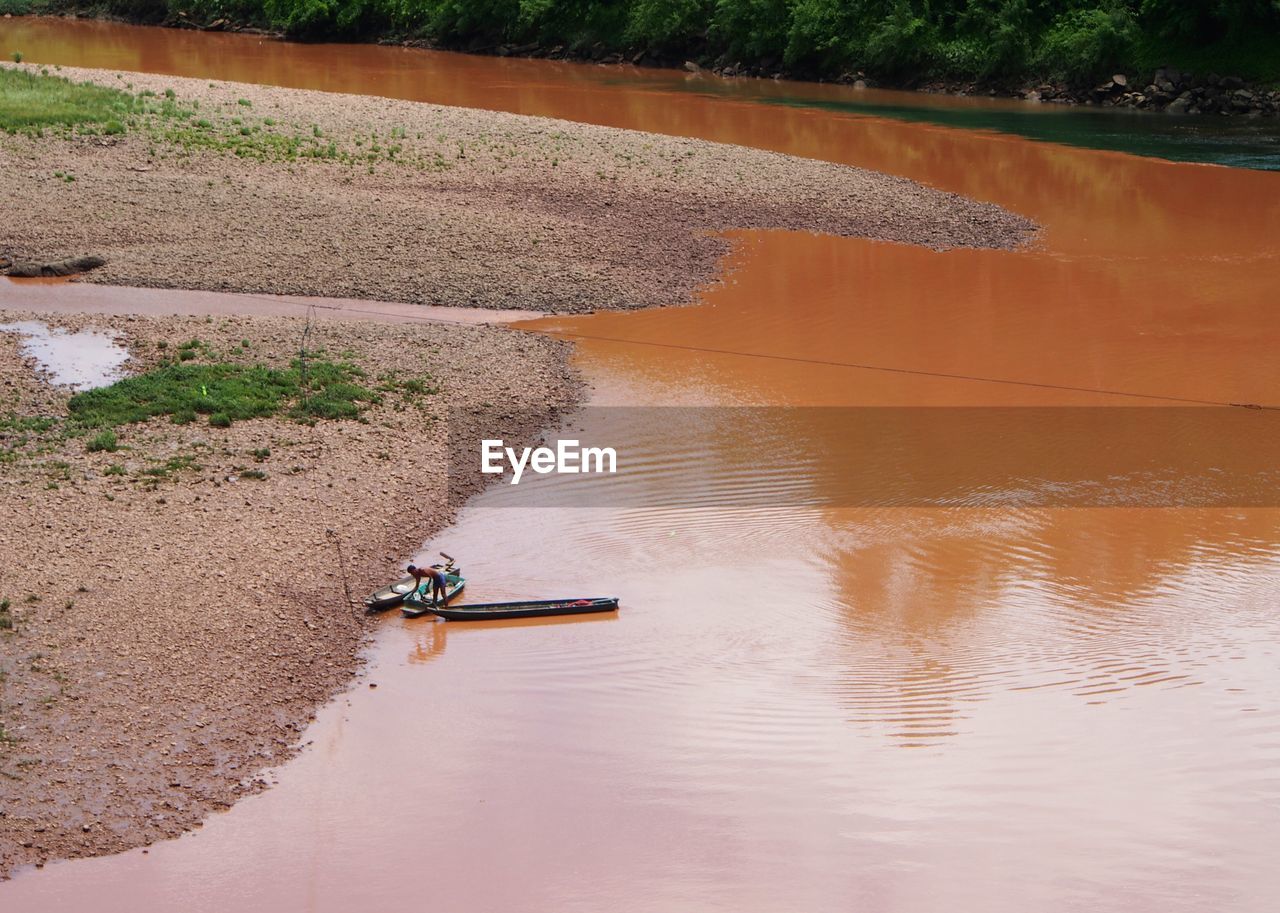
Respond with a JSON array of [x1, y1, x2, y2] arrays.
[[0, 66, 135, 133], [28, 2, 1280, 84], [67, 358, 379, 428]]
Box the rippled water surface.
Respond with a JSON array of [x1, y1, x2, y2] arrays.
[[2, 17, 1278, 913]]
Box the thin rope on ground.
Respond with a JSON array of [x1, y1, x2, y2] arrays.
[[234, 293, 1275, 411]]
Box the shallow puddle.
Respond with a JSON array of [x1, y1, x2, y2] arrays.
[[0, 320, 128, 390]]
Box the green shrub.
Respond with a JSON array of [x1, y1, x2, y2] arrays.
[[625, 0, 713, 53], [710, 0, 789, 61], [1034, 2, 1140, 83], [863, 1, 937, 76], [86, 430, 118, 453], [261, 0, 393, 39]]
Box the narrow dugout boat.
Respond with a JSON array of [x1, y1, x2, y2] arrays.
[[427, 596, 619, 621]]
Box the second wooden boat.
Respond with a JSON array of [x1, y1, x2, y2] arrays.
[[363, 575, 418, 612]]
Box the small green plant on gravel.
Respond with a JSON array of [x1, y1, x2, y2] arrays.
[[85, 430, 118, 453], [250, 447, 270, 461], [140, 454, 202, 484], [378, 372, 440, 398], [0, 598, 12, 632], [104, 463, 126, 476], [240, 469, 268, 480], [237, 98, 252, 107]]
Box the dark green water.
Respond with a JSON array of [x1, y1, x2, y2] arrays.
[[655, 78, 1280, 171]]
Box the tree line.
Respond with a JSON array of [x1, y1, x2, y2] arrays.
[[38, 2, 1280, 84]]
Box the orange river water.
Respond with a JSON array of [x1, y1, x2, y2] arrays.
[[1, 17, 1279, 913]]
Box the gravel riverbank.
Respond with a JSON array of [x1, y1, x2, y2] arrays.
[[0, 64, 1034, 312], [0, 311, 579, 877]]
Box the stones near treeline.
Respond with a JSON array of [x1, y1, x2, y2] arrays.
[[1086, 66, 1277, 116]]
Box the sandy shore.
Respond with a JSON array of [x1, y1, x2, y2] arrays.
[[1, 64, 1034, 312], [0, 311, 578, 877]]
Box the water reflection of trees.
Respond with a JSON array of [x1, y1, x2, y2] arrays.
[[818, 506, 1280, 744]]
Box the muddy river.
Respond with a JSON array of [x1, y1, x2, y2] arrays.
[[2, 17, 1279, 913]]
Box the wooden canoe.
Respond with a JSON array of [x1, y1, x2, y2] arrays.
[[400, 574, 467, 618], [363, 575, 418, 612], [428, 596, 619, 621]]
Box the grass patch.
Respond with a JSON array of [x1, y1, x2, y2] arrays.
[[85, 429, 118, 453], [67, 359, 379, 430], [0, 67, 137, 134]]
